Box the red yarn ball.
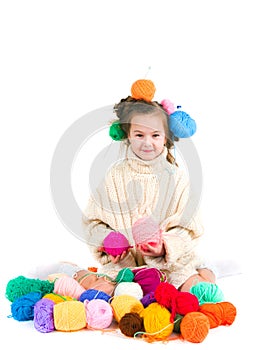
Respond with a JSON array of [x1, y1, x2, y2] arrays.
[[155, 282, 199, 322]]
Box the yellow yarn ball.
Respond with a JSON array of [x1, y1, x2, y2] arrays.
[[43, 293, 73, 304], [142, 302, 174, 341], [54, 300, 86, 331], [111, 294, 144, 323]]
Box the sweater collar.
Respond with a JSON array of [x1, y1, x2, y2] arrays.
[[125, 145, 168, 174]]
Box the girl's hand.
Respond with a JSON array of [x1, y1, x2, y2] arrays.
[[136, 240, 165, 257], [97, 246, 129, 264]]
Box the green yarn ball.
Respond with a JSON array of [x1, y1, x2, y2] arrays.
[[173, 314, 183, 333], [109, 121, 126, 141], [115, 268, 134, 283], [190, 282, 224, 305], [5, 275, 54, 302]]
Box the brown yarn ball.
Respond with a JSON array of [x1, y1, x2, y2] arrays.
[[131, 79, 156, 101], [119, 312, 144, 337]]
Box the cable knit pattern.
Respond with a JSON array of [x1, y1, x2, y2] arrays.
[[82, 145, 205, 288]]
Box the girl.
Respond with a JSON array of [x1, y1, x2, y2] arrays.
[[82, 83, 215, 292]]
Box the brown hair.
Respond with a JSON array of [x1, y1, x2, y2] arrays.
[[114, 96, 177, 164]]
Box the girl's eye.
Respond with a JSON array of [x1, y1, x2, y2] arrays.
[[135, 134, 143, 138], [153, 134, 160, 138]]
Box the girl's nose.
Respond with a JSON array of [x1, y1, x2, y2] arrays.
[[143, 136, 152, 146]]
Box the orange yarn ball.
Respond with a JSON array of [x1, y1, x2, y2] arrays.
[[180, 312, 210, 343], [199, 301, 237, 329], [131, 79, 156, 102]]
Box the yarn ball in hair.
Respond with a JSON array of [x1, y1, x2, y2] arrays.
[[34, 298, 55, 333], [141, 291, 156, 307], [180, 312, 210, 343], [114, 282, 143, 300], [109, 121, 126, 141], [5, 275, 54, 302], [133, 267, 166, 295], [169, 110, 196, 138], [131, 79, 156, 102], [110, 294, 144, 323], [11, 291, 42, 321], [199, 301, 237, 328], [161, 99, 175, 115], [132, 216, 162, 246], [142, 302, 174, 341], [115, 268, 134, 283], [85, 299, 113, 329], [190, 282, 224, 305], [103, 231, 132, 257], [43, 293, 73, 304], [53, 300, 86, 331], [119, 312, 144, 337], [79, 289, 111, 303], [53, 276, 85, 299]]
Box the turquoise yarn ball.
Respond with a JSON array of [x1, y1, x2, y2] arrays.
[[169, 110, 196, 138], [190, 282, 224, 305], [11, 291, 42, 321]]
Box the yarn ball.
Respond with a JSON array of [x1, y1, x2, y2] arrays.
[[142, 302, 174, 341], [180, 312, 210, 343], [109, 121, 126, 141], [132, 216, 162, 246], [53, 276, 85, 299], [53, 300, 86, 331], [133, 267, 166, 295], [115, 268, 134, 283], [114, 282, 143, 300], [131, 79, 156, 102], [169, 110, 196, 138], [190, 282, 224, 305], [43, 293, 73, 304], [34, 298, 55, 333], [110, 294, 144, 323], [173, 314, 183, 333], [199, 301, 237, 328], [11, 291, 42, 321], [103, 231, 132, 257], [5, 275, 54, 302], [79, 289, 111, 303], [119, 312, 144, 337], [154, 282, 199, 322], [85, 299, 113, 329], [141, 291, 156, 307], [161, 99, 175, 115]]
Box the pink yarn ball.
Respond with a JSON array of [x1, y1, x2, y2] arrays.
[[85, 299, 113, 329], [53, 276, 85, 299], [161, 99, 175, 115], [103, 231, 132, 257], [132, 216, 161, 246]]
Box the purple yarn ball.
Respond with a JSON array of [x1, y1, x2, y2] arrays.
[[34, 298, 55, 333], [141, 291, 156, 307]]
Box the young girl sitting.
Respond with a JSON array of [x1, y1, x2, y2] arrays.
[[82, 79, 215, 292]]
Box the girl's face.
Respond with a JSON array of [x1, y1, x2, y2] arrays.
[[128, 113, 167, 161]]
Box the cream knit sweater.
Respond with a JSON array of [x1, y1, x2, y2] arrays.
[[82, 145, 205, 288]]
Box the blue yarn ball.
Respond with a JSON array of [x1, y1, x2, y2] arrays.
[[169, 110, 196, 138], [79, 289, 111, 303], [11, 291, 42, 321]]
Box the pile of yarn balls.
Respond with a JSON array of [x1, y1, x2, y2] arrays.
[[5, 267, 237, 343]]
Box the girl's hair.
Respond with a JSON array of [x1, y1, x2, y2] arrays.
[[114, 96, 177, 164]]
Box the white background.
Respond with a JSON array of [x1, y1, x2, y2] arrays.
[[0, 0, 252, 348]]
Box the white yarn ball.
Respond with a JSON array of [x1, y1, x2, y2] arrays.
[[114, 282, 143, 300]]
